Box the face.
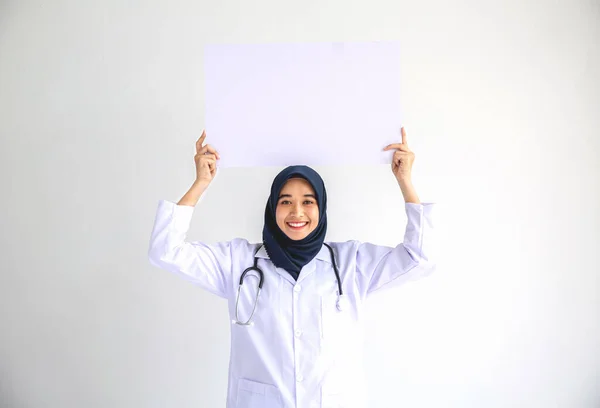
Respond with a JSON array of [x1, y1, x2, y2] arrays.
[[275, 178, 320, 240]]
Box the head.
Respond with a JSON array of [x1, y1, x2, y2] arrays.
[[262, 165, 328, 275], [275, 177, 320, 240]]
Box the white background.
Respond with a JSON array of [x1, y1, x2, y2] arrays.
[[0, 1, 599, 407]]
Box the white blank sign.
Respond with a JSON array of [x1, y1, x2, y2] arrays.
[[204, 41, 403, 168]]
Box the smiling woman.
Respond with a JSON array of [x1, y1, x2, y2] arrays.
[[148, 128, 436, 408], [262, 165, 329, 281]]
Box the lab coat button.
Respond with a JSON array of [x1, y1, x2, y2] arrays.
[[295, 329, 302, 338], [294, 285, 302, 293], [297, 374, 303, 382]]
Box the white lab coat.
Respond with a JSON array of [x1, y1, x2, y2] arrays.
[[148, 199, 436, 408]]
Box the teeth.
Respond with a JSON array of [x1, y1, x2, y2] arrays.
[[288, 222, 307, 228]]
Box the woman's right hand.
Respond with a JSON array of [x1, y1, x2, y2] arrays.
[[194, 130, 220, 184]]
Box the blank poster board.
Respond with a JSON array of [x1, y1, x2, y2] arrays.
[[204, 41, 403, 168]]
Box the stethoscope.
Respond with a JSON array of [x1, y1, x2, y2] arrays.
[[233, 243, 347, 326]]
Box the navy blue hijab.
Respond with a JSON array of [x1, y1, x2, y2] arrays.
[[262, 165, 327, 280]]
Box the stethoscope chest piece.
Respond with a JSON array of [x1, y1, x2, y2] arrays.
[[336, 294, 349, 311]]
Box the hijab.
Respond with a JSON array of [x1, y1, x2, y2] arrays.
[[262, 165, 327, 280]]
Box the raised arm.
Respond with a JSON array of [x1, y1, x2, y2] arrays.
[[148, 131, 232, 298], [356, 127, 437, 295]]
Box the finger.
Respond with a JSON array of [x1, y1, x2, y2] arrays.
[[383, 143, 410, 152], [199, 144, 221, 159], [197, 153, 217, 161], [207, 160, 217, 172], [204, 144, 221, 160], [393, 153, 406, 163], [394, 150, 414, 159], [394, 150, 413, 161], [196, 130, 206, 154], [202, 158, 217, 168], [401, 127, 408, 146]]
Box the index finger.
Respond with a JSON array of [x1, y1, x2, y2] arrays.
[[196, 130, 206, 154], [401, 127, 408, 145]]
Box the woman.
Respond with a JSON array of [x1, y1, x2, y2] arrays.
[[148, 128, 436, 408]]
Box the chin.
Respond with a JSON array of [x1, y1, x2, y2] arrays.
[[288, 228, 315, 240], [282, 232, 301, 240]]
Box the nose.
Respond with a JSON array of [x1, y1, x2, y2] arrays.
[[290, 201, 303, 216]]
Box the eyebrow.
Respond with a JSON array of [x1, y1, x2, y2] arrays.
[[278, 194, 316, 200]]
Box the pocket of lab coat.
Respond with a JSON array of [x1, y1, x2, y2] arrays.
[[236, 378, 282, 408], [321, 375, 349, 408], [322, 393, 347, 408], [320, 295, 352, 343]]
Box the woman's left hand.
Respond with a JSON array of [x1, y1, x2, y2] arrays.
[[383, 127, 415, 184]]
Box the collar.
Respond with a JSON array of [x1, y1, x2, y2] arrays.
[[255, 243, 333, 264]]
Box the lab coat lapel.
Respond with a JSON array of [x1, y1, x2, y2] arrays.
[[257, 257, 296, 286], [254, 246, 296, 286], [296, 244, 333, 284], [296, 260, 316, 285], [264, 259, 315, 286], [273, 264, 297, 286], [255, 244, 329, 286]]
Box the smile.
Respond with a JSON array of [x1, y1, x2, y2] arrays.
[[287, 222, 308, 230]]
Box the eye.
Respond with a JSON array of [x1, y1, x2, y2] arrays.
[[303, 200, 315, 205], [280, 200, 291, 205]]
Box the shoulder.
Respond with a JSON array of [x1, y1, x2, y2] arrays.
[[226, 238, 264, 256], [324, 240, 361, 254], [325, 240, 359, 247], [227, 238, 254, 249], [325, 240, 394, 257]]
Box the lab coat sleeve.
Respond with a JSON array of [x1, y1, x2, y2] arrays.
[[148, 199, 232, 299], [355, 202, 436, 296]]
